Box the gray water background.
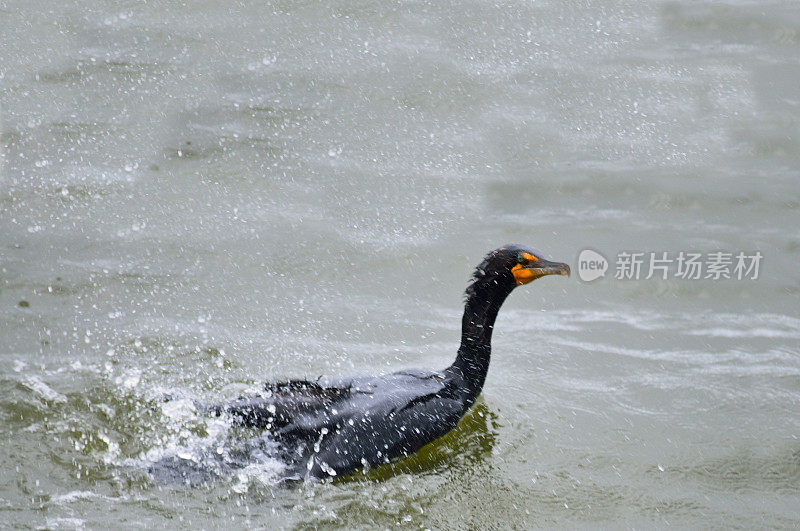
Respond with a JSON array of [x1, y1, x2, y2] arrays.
[[1, 0, 799, 527]]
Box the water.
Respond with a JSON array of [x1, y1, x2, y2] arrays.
[[1, 0, 799, 527]]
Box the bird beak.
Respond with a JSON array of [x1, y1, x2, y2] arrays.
[[531, 259, 571, 277], [512, 259, 571, 285]]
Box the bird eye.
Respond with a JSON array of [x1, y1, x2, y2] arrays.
[[516, 252, 539, 265]]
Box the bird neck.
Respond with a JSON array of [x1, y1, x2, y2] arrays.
[[449, 281, 513, 402]]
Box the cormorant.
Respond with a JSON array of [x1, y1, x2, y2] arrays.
[[212, 244, 569, 480]]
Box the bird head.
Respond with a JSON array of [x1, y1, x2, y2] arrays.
[[466, 244, 570, 298]]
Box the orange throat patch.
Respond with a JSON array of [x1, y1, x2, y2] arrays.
[[511, 263, 536, 285]]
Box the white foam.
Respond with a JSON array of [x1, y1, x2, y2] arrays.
[[51, 490, 113, 504], [114, 387, 285, 486], [688, 327, 800, 339], [45, 517, 86, 529], [20, 376, 67, 404]]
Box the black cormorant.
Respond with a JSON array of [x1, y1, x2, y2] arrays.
[[212, 244, 570, 480]]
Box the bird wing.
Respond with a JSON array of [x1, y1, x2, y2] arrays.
[[217, 377, 358, 429], [299, 393, 466, 480], [218, 369, 447, 431]]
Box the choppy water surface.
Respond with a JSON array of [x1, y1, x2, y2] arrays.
[[2, 0, 799, 527]]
